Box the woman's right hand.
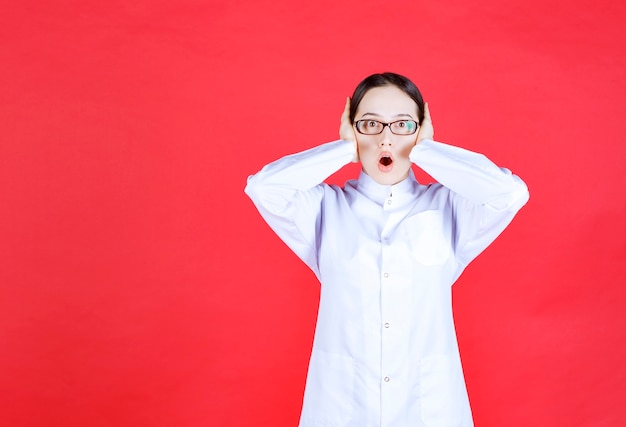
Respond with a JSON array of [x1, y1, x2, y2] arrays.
[[339, 97, 359, 162]]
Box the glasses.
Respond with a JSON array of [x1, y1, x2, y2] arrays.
[[354, 119, 419, 135]]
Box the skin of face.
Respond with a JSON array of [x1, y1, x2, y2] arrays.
[[354, 85, 419, 186]]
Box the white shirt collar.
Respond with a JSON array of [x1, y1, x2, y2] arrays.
[[355, 169, 418, 207]]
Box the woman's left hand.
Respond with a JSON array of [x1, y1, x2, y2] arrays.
[[416, 102, 434, 144]]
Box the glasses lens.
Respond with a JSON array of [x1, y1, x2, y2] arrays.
[[356, 120, 383, 135], [390, 120, 418, 135]]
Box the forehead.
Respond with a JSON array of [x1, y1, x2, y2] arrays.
[[356, 85, 418, 118]]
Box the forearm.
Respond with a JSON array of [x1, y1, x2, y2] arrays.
[[245, 139, 355, 213], [411, 139, 529, 210]]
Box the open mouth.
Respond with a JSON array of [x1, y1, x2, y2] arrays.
[[379, 156, 392, 166], [378, 153, 393, 172]]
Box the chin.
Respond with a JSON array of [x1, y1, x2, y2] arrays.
[[363, 165, 409, 186]]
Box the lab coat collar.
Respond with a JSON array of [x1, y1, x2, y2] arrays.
[[356, 169, 418, 207]]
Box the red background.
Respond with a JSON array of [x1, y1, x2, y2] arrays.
[[1, 1, 625, 426]]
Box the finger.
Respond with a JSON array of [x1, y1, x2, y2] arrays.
[[342, 97, 351, 120], [423, 102, 431, 122]]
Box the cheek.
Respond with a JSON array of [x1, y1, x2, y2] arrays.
[[399, 144, 413, 157], [399, 138, 417, 156], [356, 138, 376, 155]]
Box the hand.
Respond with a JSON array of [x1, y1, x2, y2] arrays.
[[339, 97, 359, 162], [416, 102, 434, 145]]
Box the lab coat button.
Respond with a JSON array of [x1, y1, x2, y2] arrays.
[[387, 199, 392, 205], [383, 272, 389, 278], [384, 376, 390, 382], [384, 323, 390, 328]]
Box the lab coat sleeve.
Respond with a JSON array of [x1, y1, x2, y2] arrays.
[[244, 140, 356, 276], [410, 139, 530, 266]]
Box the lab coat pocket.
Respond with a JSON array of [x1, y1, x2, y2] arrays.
[[420, 354, 468, 427], [300, 351, 355, 426], [403, 210, 451, 266]]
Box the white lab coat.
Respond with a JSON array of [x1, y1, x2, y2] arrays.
[[245, 139, 529, 427]]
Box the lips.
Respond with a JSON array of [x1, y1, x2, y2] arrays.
[[378, 152, 393, 172]]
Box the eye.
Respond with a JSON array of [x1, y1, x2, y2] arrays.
[[405, 121, 417, 132], [356, 119, 384, 135], [392, 120, 417, 134]]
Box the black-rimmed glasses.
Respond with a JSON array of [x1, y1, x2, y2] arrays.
[[354, 119, 419, 135]]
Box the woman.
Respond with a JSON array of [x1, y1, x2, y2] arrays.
[[245, 73, 529, 427]]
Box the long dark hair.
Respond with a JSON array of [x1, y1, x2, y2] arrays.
[[349, 72, 425, 124]]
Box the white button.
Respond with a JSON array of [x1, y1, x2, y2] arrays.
[[384, 377, 390, 382], [383, 272, 389, 278], [384, 323, 390, 328], [387, 200, 392, 205]]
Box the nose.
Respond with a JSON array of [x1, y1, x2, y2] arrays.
[[379, 126, 393, 147]]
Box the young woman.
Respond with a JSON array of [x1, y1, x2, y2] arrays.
[[245, 72, 529, 427]]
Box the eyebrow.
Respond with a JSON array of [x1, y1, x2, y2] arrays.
[[360, 113, 415, 120]]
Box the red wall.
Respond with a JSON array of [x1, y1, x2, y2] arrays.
[[1, 1, 625, 426]]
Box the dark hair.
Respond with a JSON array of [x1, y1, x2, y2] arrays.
[[349, 72, 425, 124]]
